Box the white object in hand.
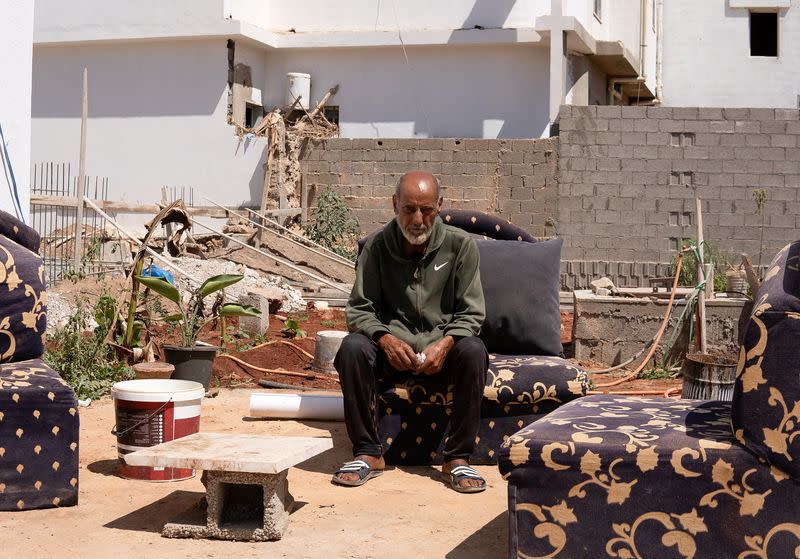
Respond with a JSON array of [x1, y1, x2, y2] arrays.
[[416, 352, 426, 365]]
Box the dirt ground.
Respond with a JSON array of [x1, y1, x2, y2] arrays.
[[209, 308, 681, 395], [1, 389, 509, 559]]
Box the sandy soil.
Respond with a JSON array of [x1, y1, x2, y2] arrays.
[[1, 389, 508, 559]]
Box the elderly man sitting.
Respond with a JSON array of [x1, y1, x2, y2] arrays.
[[332, 171, 489, 493]]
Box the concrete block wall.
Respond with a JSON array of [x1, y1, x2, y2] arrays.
[[558, 105, 800, 289], [298, 137, 559, 235]]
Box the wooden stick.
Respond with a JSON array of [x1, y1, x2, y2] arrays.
[[204, 197, 352, 267], [308, 84, 340, 119], [300, 175, 309, 225], [73, 67, 88, 271], [83, 198, 200, 283], [243, 207, 353, 265], [741, 253, 761, 295], [695, 195, 707, 353], [191, 219, 351, 294]]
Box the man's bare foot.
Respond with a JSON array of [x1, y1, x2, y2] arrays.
[[442, 459, 486, 492], [333, 454, 385, 484]]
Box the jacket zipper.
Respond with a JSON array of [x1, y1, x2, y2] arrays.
[[414, 260, 423, 352]]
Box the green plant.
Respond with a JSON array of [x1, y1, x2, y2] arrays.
[[320, 319, 336, 328], [638, 366, 679, 380], [230, 331, 269, 352], [671, 237, 728, 292], [45, 301, 132, 400], [281, 318, 307, 339], [61, 237, 103, 283], [304, 186, 360, 260], [136, 273, 260, 347]]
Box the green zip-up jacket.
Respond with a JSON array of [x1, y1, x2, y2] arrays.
[[346, 216, 485, 352]]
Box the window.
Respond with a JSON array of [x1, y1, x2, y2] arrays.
[[244, 102, 262, 128], [322, 106, 340, 126], [750, 12, 778, 57], [593, 0, 602, 22]]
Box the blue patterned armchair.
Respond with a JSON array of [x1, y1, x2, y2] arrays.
[[373, 210, 588, 465], [0, 210, 79, 510], [498, 240, 800, 558]]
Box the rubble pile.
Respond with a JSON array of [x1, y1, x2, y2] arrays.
[[169, 256, 306, 313]]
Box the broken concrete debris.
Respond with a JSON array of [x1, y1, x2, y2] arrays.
[[589, 276, 618, 296]]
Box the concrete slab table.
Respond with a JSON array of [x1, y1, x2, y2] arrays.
[[124, 432, 333, 541]]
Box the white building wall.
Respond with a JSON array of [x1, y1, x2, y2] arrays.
[[265, 0, 546, 32], [0, 0, 34, 220], [262, 45, 551, 138], [662, 0, 800, 107], [31, 40, 267, 230], [224, 0, 270, 26], [35, 0, 225, 34]]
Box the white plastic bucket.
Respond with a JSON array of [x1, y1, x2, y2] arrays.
[[286, 72, 311, 109], [112, 379, 204, 481], [249, 392, 344, 421]]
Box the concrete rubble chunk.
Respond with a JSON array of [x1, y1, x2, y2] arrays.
[[590, 277, 617, 295], [238, 287, 284, 336]]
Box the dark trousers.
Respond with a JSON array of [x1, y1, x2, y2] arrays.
[[334, 333, 488, 461]]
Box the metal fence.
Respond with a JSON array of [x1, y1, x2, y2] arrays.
[[30, 162, 117, 286]]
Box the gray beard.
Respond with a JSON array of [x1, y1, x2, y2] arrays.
[[397, 217, 431, 245]]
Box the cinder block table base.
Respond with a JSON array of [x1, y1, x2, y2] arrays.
[[124, 433, 332, 541]]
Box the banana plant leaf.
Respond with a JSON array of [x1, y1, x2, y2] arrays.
[[136, 275, 180, 304], [199, 274, 244, 299], [219, 303, 261, 317]]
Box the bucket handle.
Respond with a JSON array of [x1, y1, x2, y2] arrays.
[[111, 398, 173, 438]]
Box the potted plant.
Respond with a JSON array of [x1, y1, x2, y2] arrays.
[[136, 273, 260, 389]]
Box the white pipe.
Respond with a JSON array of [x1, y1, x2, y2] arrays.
[[655, 0, 664, 102], [249, 392, 344, 421], [640, 0, 648, 80]]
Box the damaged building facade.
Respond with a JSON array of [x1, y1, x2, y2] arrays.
[[31, 0, 655, 229], [27, 1, 800, 287]]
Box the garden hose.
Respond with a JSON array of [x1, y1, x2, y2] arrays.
[[592, 252, 685, 388]]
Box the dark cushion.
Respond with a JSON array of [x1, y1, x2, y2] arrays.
[[477, 238, 563, 355], [440, 209, 536, 242], [0, 235, 46, 363], [0, 358, 79, 510], [732, 240, 800, 479], [0, 210, 40, 253]]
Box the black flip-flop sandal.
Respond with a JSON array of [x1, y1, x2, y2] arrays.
[[444, 465, 486, 494], [332, 459, 384, 487]]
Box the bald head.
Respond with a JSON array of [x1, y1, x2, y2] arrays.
[[395, 171, 440, 199], [392, 171, 443, 247]]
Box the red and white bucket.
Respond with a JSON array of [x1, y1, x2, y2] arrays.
[[111, 379, 204, 481]]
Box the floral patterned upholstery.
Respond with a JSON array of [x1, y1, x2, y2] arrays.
[[498, 242, 800, 558], [498, 395, 800, 558], [0, 211, 79, 511], [0, 359, 79, 510], [732, 241, 800, 479], [0, 235, 47, 363], [379, 354, 587, 465]]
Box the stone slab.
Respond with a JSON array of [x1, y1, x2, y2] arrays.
[[124, 433, 333, 474]]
